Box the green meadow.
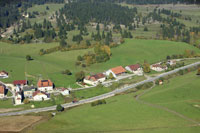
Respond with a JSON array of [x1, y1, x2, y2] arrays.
[[28, 69, 200, 133], [0, 39, 200, 88]]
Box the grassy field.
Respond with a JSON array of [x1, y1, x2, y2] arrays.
[[0, 39, 199, 88], [28, 70, 200, 133], [27, 3, 64, 24]]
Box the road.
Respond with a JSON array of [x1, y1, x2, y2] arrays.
[[0, 61, 200, 117]]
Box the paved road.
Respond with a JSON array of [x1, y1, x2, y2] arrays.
[[0, 61, 200, 117]]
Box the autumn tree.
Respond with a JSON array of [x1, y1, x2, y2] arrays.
[[143, 62, 151, 73]]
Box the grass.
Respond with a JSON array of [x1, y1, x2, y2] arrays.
[[28, 69, 200, 133], [0, 39, 199, 88], [140, 71, 200, 121]]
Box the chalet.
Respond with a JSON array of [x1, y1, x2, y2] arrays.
[[106, 66, 126, 78], [60, 88, 70, 96], [15, 92, 22, 105], [0, 71, 9, 79], [13, 80, 27, 87], [150, 64, 168, 72], [37, 79, 53, 93], [33, 90, 49, 101], [125, 64, 143, 76], [23, 86, 36, 98], [84, 73, 106, 86], [0, 84, 6, 98], [167, 60, 177, 66]]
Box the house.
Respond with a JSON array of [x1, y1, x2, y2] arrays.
[[106, 66, 126, 78], [23, 86, 36, 98], [13, 80, 28, 87], [0, 84, 6, 98], [84, 73, 106, 86], [150, 64, 168, 72], [33, 90, 49, 101], [125, 64, 143, 76], [0, 71, 9, 79], [37, 79, 54, 93], [15, 92, 22, 105], [60, 88, 70, 96], [167, 60, 176, 66]]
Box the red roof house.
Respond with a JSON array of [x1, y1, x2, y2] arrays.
[[0, 84, 6, 96], [37, 80, 53, 88], [13, 80, 27, 86]]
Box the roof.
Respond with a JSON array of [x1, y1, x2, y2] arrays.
[[152, 64, 167, 69], [127, 64, 141, 71], [0, 70, 8, 75], [23, 86, 35, 91], [0, 84, 5, 94], [111, 66, 126, 75], [33, 90, 47, 97], [13, 80, 27, 86], [37, 79, 53, 87], [85, 73, 105, 81]]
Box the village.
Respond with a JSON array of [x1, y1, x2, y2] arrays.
[[0, 59, 178, 106]]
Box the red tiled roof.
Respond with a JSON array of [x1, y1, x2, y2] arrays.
[[128, 64, 141, 71], [86, 73, 105, 81], [152, 64, 167, 69], [33, 90, 47, 97], [13, 80, 27, 86], [37, 80, 53, 87], [111, 66, 126, 75], [0, 84, 5, 94]]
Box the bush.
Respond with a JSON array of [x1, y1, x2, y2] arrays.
[[91, 99, 106, 107], [197, 68, 200, 75], [75, 71, 85, 82], [144, 26, 148, 31], [56, 104, 64, 112], [75, 61, 81, 66], [62, 69, 72, 75], [23, 99, 30, 104], [26, 55, 32, 61], [178, 70, 184, 75]]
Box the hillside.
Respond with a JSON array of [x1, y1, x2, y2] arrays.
[[0, 39, 199, 88], [28, 71, 200, 133]]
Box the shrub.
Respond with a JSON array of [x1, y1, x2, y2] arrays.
[[91, 99, 106, 107], [26, 55, 32, 61], [56, 104, 64, 112], [23, 99, 30, 104], [178, 70, 184, 75], [62, 69, 72, 75], [197, 68, 200, 75], [75, 71, 85, 82], [75, 61, 81, 66]]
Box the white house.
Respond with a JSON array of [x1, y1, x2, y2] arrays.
[[0, 84, 6, 98], [84, 73, 106, 86], [15, 92, 22, 105], [23, 86, 35, 98], [150, 64, 168, 72], [32, 90, 49, 101], [60, 88, 70, 96], [0, 71, 9, 79], [125, 64, 143, 76], [167, 60, 176, 66], [37, 79, 53, 93], [105, 66, 126, 78]]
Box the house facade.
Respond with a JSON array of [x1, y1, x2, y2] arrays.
[[15, 92, 22, 105], [84, 73, 106, 86], [150, 64, 168, 72], [33, 90, 49, 101], [0, 84, 6, 98], [37, 80, 53, 93], [60, 88, 70, 96], [125, 64, 143, 76], [0, 71, 9, 79], [106, 66, 126, 78], [23, 86, 35, 98]]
